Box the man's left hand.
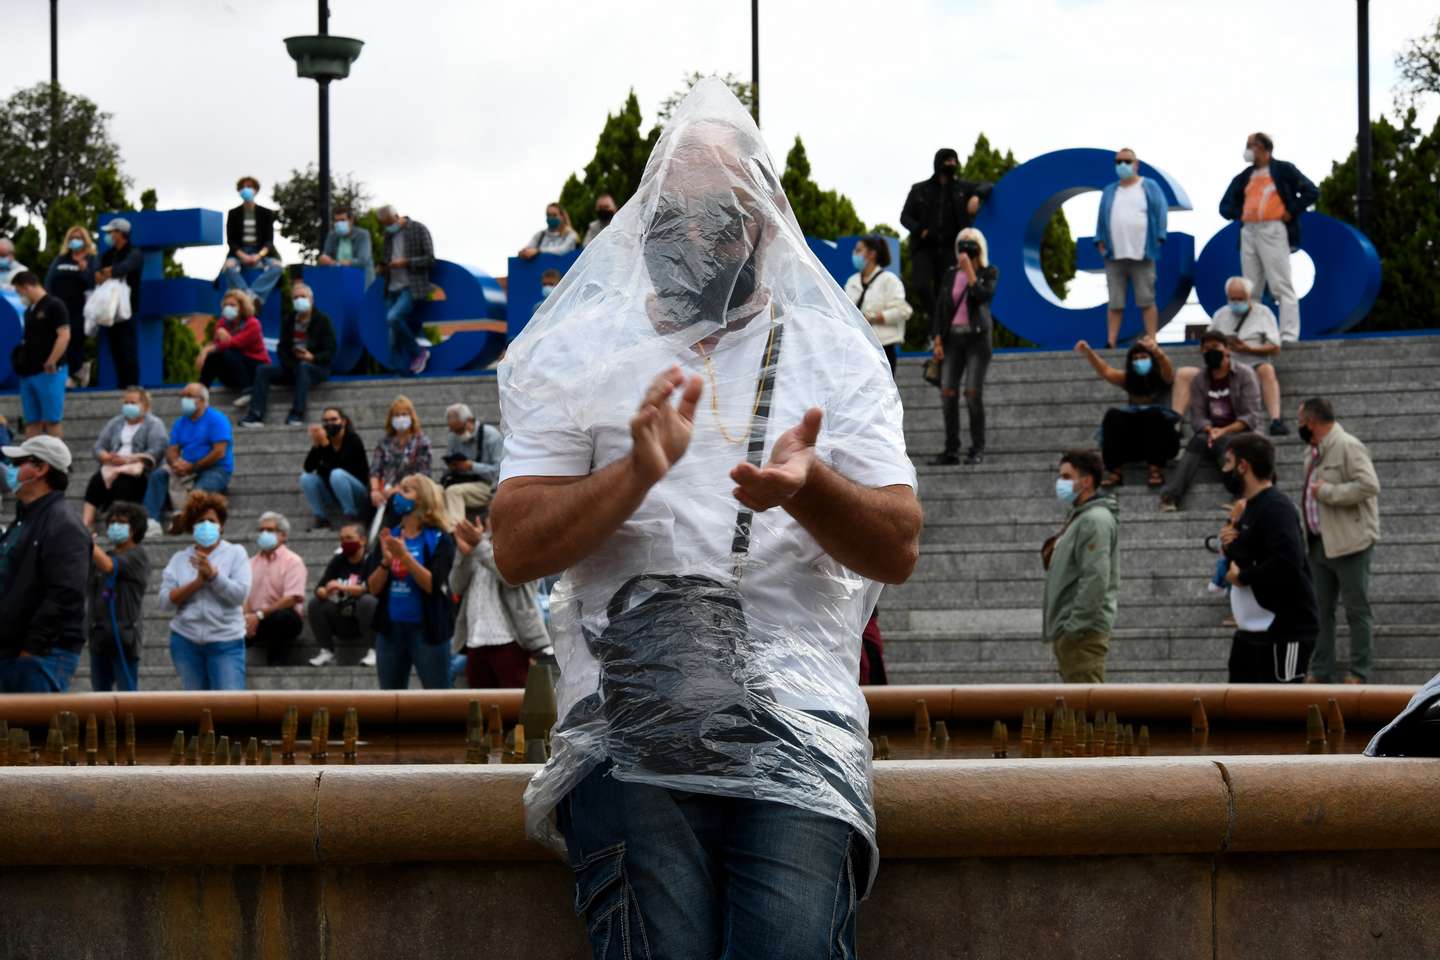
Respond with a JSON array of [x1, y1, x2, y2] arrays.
[[1225, 562, 1243, 586], [43, 360, 57, 374], [730, 408, 821, 512]]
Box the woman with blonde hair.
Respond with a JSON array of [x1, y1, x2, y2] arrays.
[[929, 225, 1000, 465], [83, 386, 169, 528], [366, 473, 457, 688], [518, 201, 580, 259], [369, 394, 433, 511], [46, 225, 97, 385], [197, 289, 269, 404]]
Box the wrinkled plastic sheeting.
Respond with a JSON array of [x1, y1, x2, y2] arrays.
[[500, 78, 911, 890]]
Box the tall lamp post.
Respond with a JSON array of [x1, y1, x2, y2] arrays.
[[284, 2, 363, 241], [1355, 0, 1373, 234], [750, 0, 760, 127]]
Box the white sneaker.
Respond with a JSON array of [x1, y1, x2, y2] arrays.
[[308, 649, 336, 667], [360, 648, 377, 667], [147, 518, 163, 538], [233, 393, 252, 409]]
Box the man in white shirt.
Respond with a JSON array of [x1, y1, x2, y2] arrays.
[[491, 79, 921, 960], [1209, 276, 1287, 435], [1095, 147, 1168, 348]]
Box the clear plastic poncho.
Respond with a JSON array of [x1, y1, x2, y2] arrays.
[[499, 79, 915, 891]]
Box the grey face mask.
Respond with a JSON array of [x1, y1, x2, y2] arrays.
[[643, 191, 758, 333]]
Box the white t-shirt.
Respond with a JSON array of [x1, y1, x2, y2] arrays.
[[1209, 302, 1281, 352], [118, 421, 142, 457], [1108, 181, 1149, 261]]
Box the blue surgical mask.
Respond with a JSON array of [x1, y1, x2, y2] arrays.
[[2, 463, 17, 490], [292, 297, 312, 314], [257, 530, 279, 552], [221, 304, 240, 321], [180, 397, 198, 416], [1132, 357, 1154, 376], [1055, 478, 1077, 504], [0, 257, 11, 269], [68, 238, 85, 251], [391, 493, 415, 516], [1115, 162, 1134, 180], [334, 220, 351, 236], [545, 215, 562, 230], [539, 284, 555, 299], [385, 222, 401, 234], [1229, 300, 1250, 316], [107, 523, 132, 546], [239, 186, 257, 202], [851, 252, 867, 271], [193, 520, 221, 548], [121, 402, 142, 420]]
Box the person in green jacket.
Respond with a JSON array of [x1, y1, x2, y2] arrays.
[[1042, 450, 1121, 682]]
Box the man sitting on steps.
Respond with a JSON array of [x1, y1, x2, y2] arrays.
[[1159, 332, 1262, 513]]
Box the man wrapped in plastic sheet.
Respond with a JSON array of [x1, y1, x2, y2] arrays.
[[491, 79, 922, 956]]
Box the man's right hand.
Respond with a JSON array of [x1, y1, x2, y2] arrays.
[[629, 367, 703, 488], [1096, 242, 1107, 256]]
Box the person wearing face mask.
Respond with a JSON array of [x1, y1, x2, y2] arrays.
[[197, 290, 269, 406], [369, 396, 433, 519], [1219, 133, 1318, 344], [900, 148, 992, 323], [10, 272, 72, 439], [158, 491, 252, 690], [519, 202, 580, 260], [317, 208, 375, 286], [1094, 147, 1168, 349], [582, 194, 618, 247], [220, 176, 283, 308], [1217, 434, 1319, 683], [0, 435, 89, 692], [366, 474, 457, 689], [85, 501, 150, 692], [144, 383, 233, 527], [843, 235, 912, 374], [533, 268, 562, 315], [0, 235, 32, 290], [45, 225, 97, 386], [1158, 331, 1263, 512], [1041, 450, 1120, 684], [375, 205, 436, 375], [93, 219, 144, 388], [83, 387, 168, 529], [241, 280, 336, 428], [243, 511, 307, 666], [1295, 398, 1380, 684], [439, 402, 505, 523], [301, 406, 371, 529], [1200, 276, 1287, 435], [929, 228, 998, 465], [1074, 335, 1178, 488], [307, 521, 379, 667]]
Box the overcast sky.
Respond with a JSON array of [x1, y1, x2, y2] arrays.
[[5, 0, 1437, 330]]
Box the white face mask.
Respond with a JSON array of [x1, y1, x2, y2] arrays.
[[1243, 147, 1256, 164], [391, 415, 412, 433]]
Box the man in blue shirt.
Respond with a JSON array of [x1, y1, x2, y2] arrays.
[[143, 383, 234, 526], [1094, 147, 1168, 349]]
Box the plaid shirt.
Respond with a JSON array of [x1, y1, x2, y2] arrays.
[[382, 218, 435, 300], [370, 431, 433, 489], [1301, 445, 1322, 536]]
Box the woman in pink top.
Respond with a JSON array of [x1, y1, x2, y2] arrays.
[[928, 227, 999, 466], [197, 289, 270, 403]]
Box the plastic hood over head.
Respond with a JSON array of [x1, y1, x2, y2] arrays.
[[499, 78, 915, 896]]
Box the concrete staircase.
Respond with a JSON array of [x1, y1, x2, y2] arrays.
[[22, 334, 1440, 690]]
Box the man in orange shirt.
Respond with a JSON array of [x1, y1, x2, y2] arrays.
[[244, 510, 308, 665], [1219, 132, 1318, 344]]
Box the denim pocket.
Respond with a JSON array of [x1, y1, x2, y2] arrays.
[[571, 843, 650, 960], [828, 839, 859, 960]]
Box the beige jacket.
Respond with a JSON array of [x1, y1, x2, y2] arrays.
[[1307, 423, 1381, 559]]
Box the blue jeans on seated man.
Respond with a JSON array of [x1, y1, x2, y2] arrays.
[[248, 361, 330, 422], [560, 761, 860, 960], [90, 648, 141, 692], [169, 633, 246, 690], [143, 464, 232, 521], [300, 468, 368, 521], [375, 621, 451, 689], [222, 246, 284, 306], [385, 289, 422, 365], [0, 648, 81, 693]]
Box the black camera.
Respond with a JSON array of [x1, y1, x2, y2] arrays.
[[956, 239, 981, 258]]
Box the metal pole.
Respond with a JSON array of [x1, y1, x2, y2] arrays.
[[750, 0, 759, 126], [317, 0, 331, 239], [1355, 0, 1373, 233], [50, 0, 60, 205]]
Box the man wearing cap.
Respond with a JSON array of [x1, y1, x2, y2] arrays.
[[0, 435, 89, 692], [94, 218, 144, 388], [440, 402, 503, 522]]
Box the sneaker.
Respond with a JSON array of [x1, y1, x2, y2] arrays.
[[964, 449, 984, 466], [285, 414, 305, 427], [147, 518, 163, 539], [929, 452, 961, 466], [77, 361, 91, 386], [360, 648, 377, 667], [308, 649, 336, 667], [409, 349, 430, 376], [309, 516, 332, 531], [233, 393, 252, 409], [1158, 497, 1179, 513], [1269, 419, 1290, 436], [238, 416, 264, 429]]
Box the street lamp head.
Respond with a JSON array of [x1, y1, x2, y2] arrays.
[[284, 35, 364, 82]]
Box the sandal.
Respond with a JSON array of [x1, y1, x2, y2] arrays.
[[1147, 466, 1165, 487], [1101, 470, 1124, 488]]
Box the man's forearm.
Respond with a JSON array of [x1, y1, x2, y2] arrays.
[[491, 458, 650, 584], [782, 463, 920, 584]]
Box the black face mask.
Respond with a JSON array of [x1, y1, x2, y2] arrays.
[[596, 209, 615, 224], [1298, 424, 1315, 446], [1203, 349, 1226, 371], [644, 191, 758, 332], [1220, 467, 1245, 498], [323, 422, 343, 438]]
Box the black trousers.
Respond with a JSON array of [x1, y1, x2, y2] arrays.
[[1228, 631, 1313, 683], [200, 350, 262, 392], [83, 470, 150, 512], [105, 322, 140, 389], [1100, 407, 1180, 470], [252, 608, 304, 666], [909, 245, 955, 318]]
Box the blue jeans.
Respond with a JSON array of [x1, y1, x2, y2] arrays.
[[90, 649, 140, 692], [375, 621, 451, 689], [249, 361, 330, 421], [0, 648, 81, 693], [560, 762, 860, 960], [169, 632, 246, 690], [300, 468, 368, 520], [222, 248, 284, 305], [144, 465, 232, 521], [385, 289, 421, 364], [19, 366, 68, 423]]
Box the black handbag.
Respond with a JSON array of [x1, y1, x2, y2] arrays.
[[586, 317, 794, 776]]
